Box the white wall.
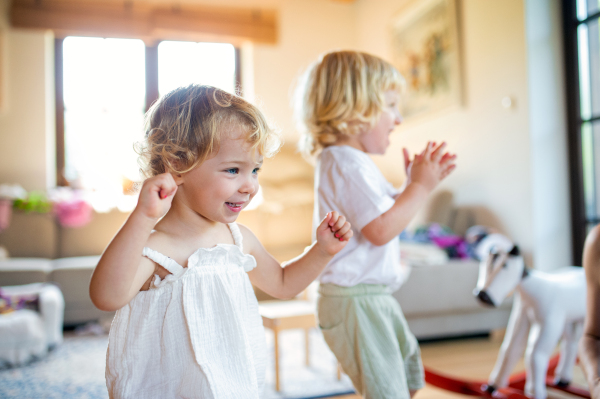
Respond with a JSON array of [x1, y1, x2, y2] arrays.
[[253, 0, 356, 144], [0, 0, 55, 191]]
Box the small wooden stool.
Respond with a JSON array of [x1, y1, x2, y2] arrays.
[[259, 296, 317, 391]]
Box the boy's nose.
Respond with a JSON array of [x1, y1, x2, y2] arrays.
[[395, 111, 403, 125]]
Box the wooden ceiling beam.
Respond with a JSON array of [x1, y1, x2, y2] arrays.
[[10, 0, 278, 45]]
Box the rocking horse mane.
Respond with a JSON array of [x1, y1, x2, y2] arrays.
[[507, 245, 530, 279]]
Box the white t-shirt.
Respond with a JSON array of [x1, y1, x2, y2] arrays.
[[313, 145, 405, 290]]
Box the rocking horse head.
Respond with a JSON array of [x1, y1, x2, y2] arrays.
[[473, 245, 525, 307]]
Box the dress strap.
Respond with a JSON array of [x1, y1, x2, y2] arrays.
[[142, 247, 185, 275], [227, 223, 244, 251]]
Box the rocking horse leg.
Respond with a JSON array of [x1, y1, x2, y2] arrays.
[[524, 321, 564, 399], [489, 296, 530, 390], [554, 320, 584, 386]]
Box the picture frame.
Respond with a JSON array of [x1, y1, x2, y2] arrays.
[[390, 0, 463, 119]]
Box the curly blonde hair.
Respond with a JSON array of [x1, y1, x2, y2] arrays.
[[295, 51, 404, 157], [137, 85, 280, 178]]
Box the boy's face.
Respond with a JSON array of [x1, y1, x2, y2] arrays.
[[177, 127, 262, 224], [358, 90, 402, 155]]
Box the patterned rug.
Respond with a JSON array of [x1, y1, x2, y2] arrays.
[[0, 327, 355, 399]]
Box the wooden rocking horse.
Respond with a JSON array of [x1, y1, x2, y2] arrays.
[[424, 233, 589, 399]]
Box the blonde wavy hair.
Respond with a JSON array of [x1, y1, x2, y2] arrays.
[[295, 51, 404, 157], [137, 85, 280, 178]]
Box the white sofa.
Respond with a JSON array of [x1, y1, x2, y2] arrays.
[[392, 190, 514, 340], [0, 256, 114, 326], [394, 258, 512, 340]]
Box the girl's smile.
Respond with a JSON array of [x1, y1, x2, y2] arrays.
[[225, 201, 245, 212]]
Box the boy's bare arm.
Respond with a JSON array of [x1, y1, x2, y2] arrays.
[[579, 224, 600, 398], [245, 212, 352, 299], [362, 142, 456, 246], [362, 182, 431, 246]]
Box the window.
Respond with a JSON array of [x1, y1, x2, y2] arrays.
[[56, 37, 239, 211], [158, 41, 236, 95], [62, 37, 146, 197], [564, 0, 600, 263]]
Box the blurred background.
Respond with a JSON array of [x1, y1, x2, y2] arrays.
[[0, 0, 588, 273], [0, 0, 597, 397]]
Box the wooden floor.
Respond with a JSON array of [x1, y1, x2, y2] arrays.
[[322, 330, 587, 399]]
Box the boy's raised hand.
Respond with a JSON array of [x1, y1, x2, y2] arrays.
[[135, 172, 178, 221], [402, 147, 414, 186], [315, 211, 353, 256], [410, 141, 456, 192]]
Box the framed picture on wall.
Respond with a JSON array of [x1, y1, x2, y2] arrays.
[[390, 0, 462, 119]]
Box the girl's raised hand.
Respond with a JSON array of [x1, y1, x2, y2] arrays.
[[410, 141, 456, 192], [315, 211, 353, 256], [134, 172, 178, 221]]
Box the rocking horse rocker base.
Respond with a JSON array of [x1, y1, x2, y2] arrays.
[[424, 354, 590, 398]]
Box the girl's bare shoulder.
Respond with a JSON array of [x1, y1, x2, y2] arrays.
[[145, 229, 175, 253], [142, 229, 192, 266], [236, 223, 260, 253]]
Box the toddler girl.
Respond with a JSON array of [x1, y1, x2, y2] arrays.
[[295, 51, 456, 399], [89, 84, 352, 399]]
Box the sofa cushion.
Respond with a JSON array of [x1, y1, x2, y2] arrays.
[[50, 256, 111, 325], [395, 259, 511, 317], [0, 258, 53, 286], [50, 258, 99, 304]]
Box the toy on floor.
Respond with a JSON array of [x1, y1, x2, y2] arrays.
[[471, 233, 586, 399]]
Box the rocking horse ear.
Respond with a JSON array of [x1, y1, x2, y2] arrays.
[[509, 245, 520, 256]]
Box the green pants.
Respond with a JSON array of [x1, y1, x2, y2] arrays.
[[317, 283, 424, 399]]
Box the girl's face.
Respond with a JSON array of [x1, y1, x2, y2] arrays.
[[176, 127, 262, 224], [357, 90, 402, 155]]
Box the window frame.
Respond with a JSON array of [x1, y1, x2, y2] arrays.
[[54, 37, 242, 188], [563, 0, 600, 265]]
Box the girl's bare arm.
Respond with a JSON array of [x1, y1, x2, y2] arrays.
[[245, 212, 352, 299], [89, 173, 177, 311]]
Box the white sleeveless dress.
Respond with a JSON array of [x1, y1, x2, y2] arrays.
[[105, 223, 266, 399]]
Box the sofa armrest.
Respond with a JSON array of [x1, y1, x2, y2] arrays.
[[0, 283, 65, 347]]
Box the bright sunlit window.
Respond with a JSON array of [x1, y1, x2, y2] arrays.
[[63, 37, 145, 197], [158, 41, 236, 95], [60, 37, 237, 212]]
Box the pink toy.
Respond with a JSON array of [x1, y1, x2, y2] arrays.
[[0, 199, 11, 232], [53, 199, 93, 228]]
